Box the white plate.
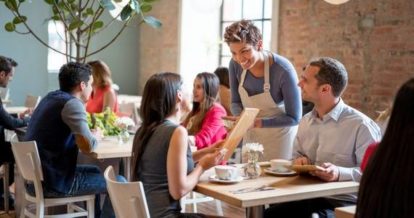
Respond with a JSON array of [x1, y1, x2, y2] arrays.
[[264, 168, 297, 176], [209, 175, 243, 184]]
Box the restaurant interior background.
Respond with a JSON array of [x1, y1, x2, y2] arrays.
[[0, 0, 413, 118]]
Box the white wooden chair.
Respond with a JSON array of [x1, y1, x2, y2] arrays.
[[104, 166, 150, 218], [11, 141, 95, 218], [181, 191, 223, 215], [24, 95, 41, 108]]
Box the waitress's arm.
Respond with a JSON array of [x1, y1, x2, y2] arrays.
[[229, 60, 243, 116], [261, 61, 302, 128]]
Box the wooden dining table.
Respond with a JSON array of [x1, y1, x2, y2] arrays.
[[5, 106, 28, 115], [89, 135, 134, 180], [195, 164, 359, 218]]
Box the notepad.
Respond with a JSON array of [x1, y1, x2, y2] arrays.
[[221, 108, 260, 161]]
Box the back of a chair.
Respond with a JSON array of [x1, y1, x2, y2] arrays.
[[118, 102, 141, 125], [11, 141, 44, 183], [104, 166, 150, 218], [25, 95, 41, 108]]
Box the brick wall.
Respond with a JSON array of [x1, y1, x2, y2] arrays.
[[138, 0, 180, 94], [278, 0, 414, 118]]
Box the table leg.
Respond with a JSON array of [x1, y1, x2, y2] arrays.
[[246, 205, 264, 218], [123, 157, 131, 181]]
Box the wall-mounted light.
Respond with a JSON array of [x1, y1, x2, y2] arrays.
[[323, 0, 350, 5]]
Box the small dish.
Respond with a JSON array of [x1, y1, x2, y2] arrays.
[[264, 168, 297, 176], [209, 175, 243, 184]]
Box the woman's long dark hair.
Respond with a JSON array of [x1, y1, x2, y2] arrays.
[[183, 72, 219, 135], [356, 78, 414, 218], [130, 72, 182, 181]]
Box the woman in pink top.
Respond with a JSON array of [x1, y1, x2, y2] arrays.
[[183, 72, 227, 150], [86, 60, 118, 113]]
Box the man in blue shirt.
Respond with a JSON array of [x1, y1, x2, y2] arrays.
[[25, 62, 112, 217]]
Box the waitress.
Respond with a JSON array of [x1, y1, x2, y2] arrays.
[[224, 20, 301, 161]]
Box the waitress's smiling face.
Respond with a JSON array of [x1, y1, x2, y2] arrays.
[[229, 41, 262, 70]]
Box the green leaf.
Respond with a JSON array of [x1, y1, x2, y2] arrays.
[[44, 0, 56, 4], [120, 5, 133, 21], [68, 20, 83, 31], [130, 0, 140, 14], [143, 16, 162, 28], [51, 15, 60, 21], [5, 0, 18, 11], [140, 3, 152, 13], [99, 0, 115, 10], [86, 8, 94, 15], [92, 21, 104, 32], [12, 15, 27, 24], [4, 22, 16, 32]]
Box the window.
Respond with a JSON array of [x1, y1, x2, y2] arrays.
[[47, 21, 67, 73], [219, 0, 273, 66]]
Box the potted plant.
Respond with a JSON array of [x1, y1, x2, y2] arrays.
[[1, 0, 161, 63]]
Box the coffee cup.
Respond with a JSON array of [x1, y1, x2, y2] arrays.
[[215, 165, 239, 180], [270, 159, 292, 172]]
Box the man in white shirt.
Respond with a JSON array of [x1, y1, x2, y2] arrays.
[[265, 57, 381, 218]]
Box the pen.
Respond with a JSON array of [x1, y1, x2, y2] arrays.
[[296, 150, 307, 158]]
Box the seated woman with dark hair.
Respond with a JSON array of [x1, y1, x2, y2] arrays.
[[130, 72, 224, 218], [356, 78, 414, 217]]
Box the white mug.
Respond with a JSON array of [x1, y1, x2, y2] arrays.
[[215, 165, 239, 180], [270, 159, 292, 172]]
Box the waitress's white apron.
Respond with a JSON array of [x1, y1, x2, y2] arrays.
[[239, 52, 297, 161]]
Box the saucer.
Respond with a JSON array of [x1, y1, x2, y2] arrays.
[[209, 175, 243, 184], [264, 168, 297, 176]]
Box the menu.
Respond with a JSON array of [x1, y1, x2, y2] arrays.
[[221, 108, 260, 161]]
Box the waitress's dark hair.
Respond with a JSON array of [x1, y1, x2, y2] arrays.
[[356, 78, 414, 218], [224, 20, 262, 47], [130, 72, 182, 181]]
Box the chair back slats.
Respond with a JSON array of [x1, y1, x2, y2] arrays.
[[104, 166, 150, 218], [25, 95, 41, 108], [11, 141, 44, 182]]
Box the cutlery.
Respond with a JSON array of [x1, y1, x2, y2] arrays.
[[230, 185, 275, 194]]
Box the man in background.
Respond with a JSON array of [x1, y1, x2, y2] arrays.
[[0, 55, 31, 210]]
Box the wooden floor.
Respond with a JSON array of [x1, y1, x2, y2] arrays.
[[184, 200, 245, 218], [1, 200, 245, 218]]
